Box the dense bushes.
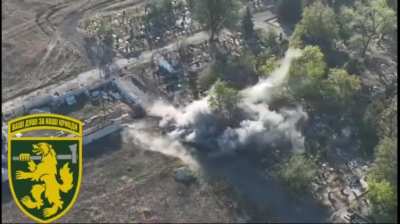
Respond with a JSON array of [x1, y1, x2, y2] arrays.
[[290, 1, 338, 52], [367, 137, 398, 223], [321, 68, 361, 108], [276, 0, 303, 24], [208, 80, 241, 121], [277, 153, 318, 194], [287, 45, 361, 112]]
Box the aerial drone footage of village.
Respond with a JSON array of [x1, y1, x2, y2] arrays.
[[1, 0, 398, 223]]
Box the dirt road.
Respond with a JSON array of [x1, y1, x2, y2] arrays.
[[2, 0, 146, 102], [2, 5, 278, 116]]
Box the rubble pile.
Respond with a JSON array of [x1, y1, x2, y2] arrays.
[[311, 161, 371, 223]]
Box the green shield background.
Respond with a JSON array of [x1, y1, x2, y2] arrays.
[[9, 139, 80, 221]]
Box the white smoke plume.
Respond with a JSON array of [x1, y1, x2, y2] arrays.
[[241, 49, 302, 103], [147, 48, 306, 156], [123, 121, 199, 170]]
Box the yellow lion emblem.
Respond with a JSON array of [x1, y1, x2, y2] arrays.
[[15, 142, 74, 218]]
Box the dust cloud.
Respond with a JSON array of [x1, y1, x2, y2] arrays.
[[125, 49, 307, 168], [147, 49, 307, 155]]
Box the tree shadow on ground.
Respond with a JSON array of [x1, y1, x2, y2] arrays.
[[195, 147, 331, 223]]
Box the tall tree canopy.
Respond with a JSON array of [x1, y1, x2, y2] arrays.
[[291, 1, 339, 51], [321, 68, 361, 108], [277, 0, 303, 24], [193, 0, 240, 42], [278, 153, 318, 194], [208, 80, 241, 121], [241, 6, 255, 41], [288, 45, 327, 100], [340, 0, 397, 57]]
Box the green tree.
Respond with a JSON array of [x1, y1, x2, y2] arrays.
[[278, 153, 318, 193], [367, 179, 397, 223], [321, 68, 361, 107], [257, 55, 279, 76], [336, 4, 354, 45], [96, 22, 114, 66], [197, 68, 220, 93], [208, 80, 241, 121], [369, 137, 398, 186], [193, 0, 240, 42], [375, 95, 398, 139], [360, 95, 397, 155], [288, 45, 327, 100], [277, 0, 303, 24], [236, 48, 257, 74], [327, 0, 356, 12], [258, 29, 281, 56], [341, 0, 397, 57], [242, 6, 255, 40], [145, 0, 176, 40], [373, 0, 397, 43], [291, 1, 339, 51]]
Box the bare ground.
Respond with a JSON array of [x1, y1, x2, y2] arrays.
[[2, 0, 146, 102], [2, 126, 239, 223]]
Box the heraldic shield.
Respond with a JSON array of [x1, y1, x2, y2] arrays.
[[7, 113, 83, 223]]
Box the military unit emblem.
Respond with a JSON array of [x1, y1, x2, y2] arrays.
[[7, 114, 83, 223]]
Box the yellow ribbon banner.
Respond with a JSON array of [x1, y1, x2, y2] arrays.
[[8, 113, 83, 136]]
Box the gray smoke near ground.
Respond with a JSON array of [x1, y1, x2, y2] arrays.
[[122, 120, 200, 170], [146, 48, 306, 157], [120, 49, 329, 222]]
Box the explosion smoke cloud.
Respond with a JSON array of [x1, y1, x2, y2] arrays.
[[146, 48, 306, 156], [123, 121, 199, 170]]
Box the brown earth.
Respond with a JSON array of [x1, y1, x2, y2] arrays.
[[2, 128, 240, 223], [2, 0, 146, 102]]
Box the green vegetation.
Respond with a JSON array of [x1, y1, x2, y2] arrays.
[[257, 29, 283, 56], [368, 179, 396, 205], [321, 68, 361, 108], [291, 1, 338, 51], [241, 7, 255, 41], [367, 179, 397, 223], [257, 56, 279, 76], [375, 96, 397, 139], [193, 4, 396, 218], [288, 45, 326, 101], [369, 137, 398, 186], [277, 0, 303, 24], [197, 67, 220, 93], [286, 45, 362, 111], [340, 0, 397, 57], [235, 49, 257, 75], [364, 89, 397, 222], [208, 80, 241, 121], [145, 1, 397, 220], [277, 153, 318, 194], [290, 46, 326, 80], [193, 0, 241, 42], [193, 0, 397, 221], [145, 0, 175, 35], [362, 96, 397, 222], [360, 95, 397, 154], [202, 48, 258, 90], [96, 22, 114, 65]]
